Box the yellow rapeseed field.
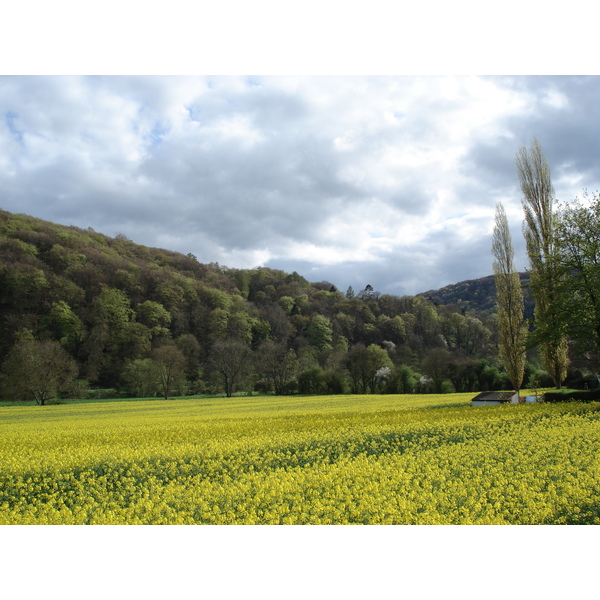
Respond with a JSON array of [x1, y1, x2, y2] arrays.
[[2, 393, 600, 524]]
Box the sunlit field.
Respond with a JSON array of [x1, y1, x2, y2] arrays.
[[2, 393, 600, 524]]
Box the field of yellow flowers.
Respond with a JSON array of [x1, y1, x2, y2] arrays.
[[2, 392, 600, 524]]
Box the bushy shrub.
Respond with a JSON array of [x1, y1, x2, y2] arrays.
[[322, 369, 347, 394], [64, 379, 90, 399], [85, 388, 122, 399], [543, 389, 600, 403], [384, 365, 419, 394], [297, 366, 325, 394]]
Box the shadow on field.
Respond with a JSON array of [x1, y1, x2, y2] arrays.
[[423, 402, 471, 410], [548, 501, 600, 525]]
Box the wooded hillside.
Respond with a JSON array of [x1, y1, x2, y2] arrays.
[[0, 209, 549, 399], [419, 273, 534, 320]]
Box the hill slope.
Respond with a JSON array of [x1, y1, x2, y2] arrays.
[[419, 273, 534, 320], [0, 208, 506, 395]]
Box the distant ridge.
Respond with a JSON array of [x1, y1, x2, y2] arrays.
[[418, 272, 534, 319]]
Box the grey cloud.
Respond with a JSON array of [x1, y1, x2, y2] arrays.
[[137, 108, 367, 252], [265, 230, 495, 298], [463, 76, 600, 202], [266, 248, 447, 298]]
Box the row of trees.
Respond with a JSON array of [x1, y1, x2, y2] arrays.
[[493, 138, 600, 395], [2, 325, 523, 403], [5, 330, 536, 404]]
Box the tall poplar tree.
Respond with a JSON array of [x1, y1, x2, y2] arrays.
[[492, 202, 527, 394], [516, 138, 569, 388]]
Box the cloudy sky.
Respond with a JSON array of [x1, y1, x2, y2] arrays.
[[2, 74, 599, 296]]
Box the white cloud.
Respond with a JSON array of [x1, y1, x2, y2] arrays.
[[211, 114, 265, 147]]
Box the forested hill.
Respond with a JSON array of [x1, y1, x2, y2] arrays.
[[0, 208, 515, 397], [419, 273, 534, 320]]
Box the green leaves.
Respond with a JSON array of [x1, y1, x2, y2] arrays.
[[41, 301, 83, 348], [306, 314, 333, 350], [554, 192, 600, 365]]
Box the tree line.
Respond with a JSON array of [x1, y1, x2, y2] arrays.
[[493, 138, 600, 396]]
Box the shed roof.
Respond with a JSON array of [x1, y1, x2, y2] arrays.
[[471, 392, 514, 402]]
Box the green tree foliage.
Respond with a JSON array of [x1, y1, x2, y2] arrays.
[[208, 307, 229, 341], [277, 296, 295, 315], [306, 314, 333, 350], [321, 368, 347, 394], [175, 334, 202, 381], [492, 202, 527, 393], [123, 358, 159, 398], [257, 341, 299, 395], [155, 280, 185, 311], [379, 315, 406, 344], [555, 192, 600, 369], [383, 364, 419, 394], [422, 348, 452, 393], [41, 300, 83, 352], [152, 344, 187, 399], [1, 338, 78, 405], [365, 344, 394, 392], [226, 311, 254, 346], [83, 286, 137, 383], [5, 266, 50, 313], [93, 287, 135, 348], [298, 365, 325, 395], [135, 300, 172, 340], [345, 343, 393, 393]]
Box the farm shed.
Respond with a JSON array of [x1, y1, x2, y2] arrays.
[[471, 391, 518, 406]]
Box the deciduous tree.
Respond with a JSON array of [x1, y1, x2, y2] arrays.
[[152, 343, 187, 399], [422, 348, 452, 393], [492, 201, 527, 394], [123, 358, 159, 397], [257, 340, 299, 395], [41, 300, 83, 353], [209, 338, 252, 397], [306, 314, 333, 350], [135, 300, 172, 340], [384, 364, 419, 394], [345, 343, 393, 393], [1, 338, 78, 405], [555, 192, 600, 369], [175, 333, 202, 379], [517, 138, 569, 387]]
